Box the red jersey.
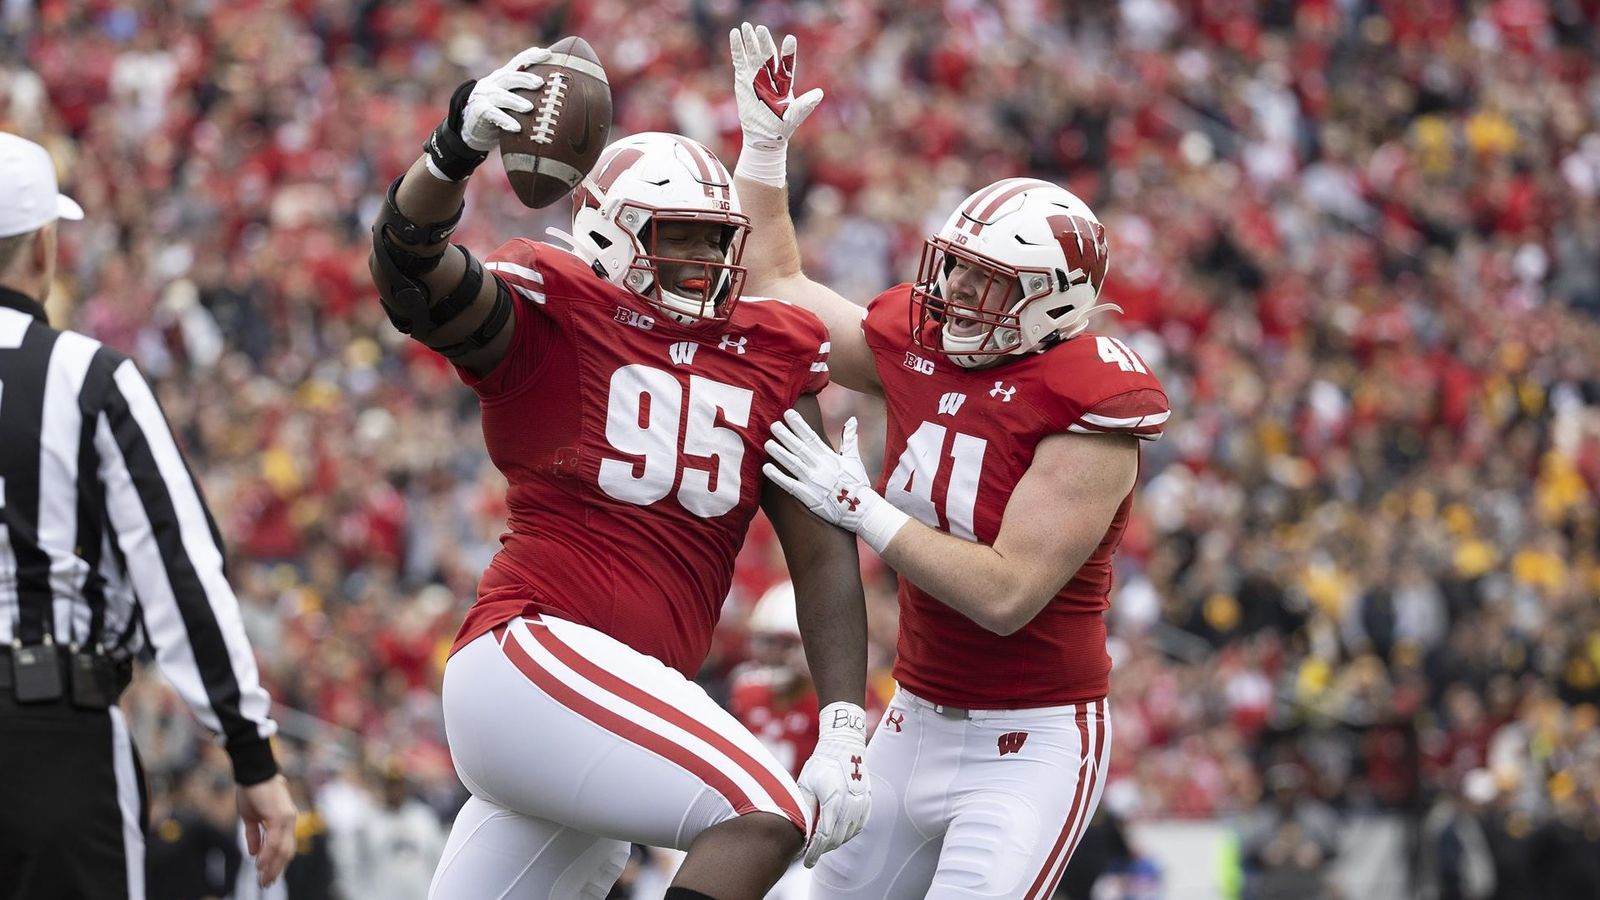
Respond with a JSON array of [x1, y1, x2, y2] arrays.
[[729, 666, 820, 779], [449, 240, 831, 675], [863, 286, 1168, 707]]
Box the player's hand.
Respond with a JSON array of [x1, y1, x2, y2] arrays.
[[729, 22, 823, 151], [796, 701, 870, 867], [238, 774, 299, 887], [461, 47, 551, 152], [763, 410, 910, 553]]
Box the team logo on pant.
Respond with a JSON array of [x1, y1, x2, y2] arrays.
[[997, 731, 1029, 756], [885, 709, 905, 732]]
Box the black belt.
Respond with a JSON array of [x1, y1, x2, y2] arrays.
[[0, 644, 131, 706]]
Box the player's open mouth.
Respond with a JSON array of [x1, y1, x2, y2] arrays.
[[949, 315, 983, 336], [677, 277, 709, 294]]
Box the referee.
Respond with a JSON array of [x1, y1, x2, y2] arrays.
[[0, 132, 297, 897]]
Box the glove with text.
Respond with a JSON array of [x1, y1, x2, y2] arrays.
[[796, 701, 871, 867]]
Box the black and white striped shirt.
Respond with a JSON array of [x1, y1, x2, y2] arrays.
[[0, 288, 278, 784]]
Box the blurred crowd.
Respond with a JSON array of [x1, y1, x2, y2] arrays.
[[5, 0, 1600, 896]]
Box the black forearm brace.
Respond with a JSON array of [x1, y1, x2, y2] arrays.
[[376, 176, 462, 277], [371, 187, 510, 356]]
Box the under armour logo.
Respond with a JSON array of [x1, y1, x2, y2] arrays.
[[850, 755, 863, 781], [990, 381, 1016, 402], [885, 710, 905, 733], [938, 392, 967, 416], [997, 731, 1029, 756], [718, 334, 747, 354], [669, 341, 698, 366], [836, 489, 861, 512]]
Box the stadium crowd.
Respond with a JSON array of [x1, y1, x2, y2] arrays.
[[4, 0, 1600, 896]]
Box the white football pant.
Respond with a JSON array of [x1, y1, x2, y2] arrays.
[[811, 689, 1111, 900], [429, 615, 809, 899]]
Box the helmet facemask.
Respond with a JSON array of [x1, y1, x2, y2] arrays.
[[911, 239, 1059, 369], [910, 179, 1119, 368], [619, 207, 750, 325], [561, 133, 752, 326]]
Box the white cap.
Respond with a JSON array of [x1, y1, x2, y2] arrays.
[[0, 132, 84, 239]]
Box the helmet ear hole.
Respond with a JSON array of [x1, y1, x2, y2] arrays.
[[589, 232, 613, 249], [1046, 303, 1076, 319]]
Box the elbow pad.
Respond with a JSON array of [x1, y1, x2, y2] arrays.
[[372, 235, 509, 356]]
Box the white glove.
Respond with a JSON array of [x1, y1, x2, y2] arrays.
[[762, 410, 911, 554], [796, 702, 870, 867], [461, 47, 551, 152], [729, 22, 824, 186]]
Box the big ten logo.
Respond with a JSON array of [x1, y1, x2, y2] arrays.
[[615, 306, 655, 331], [904, 351, 936, 375]]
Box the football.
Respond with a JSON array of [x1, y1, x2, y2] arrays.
[[501, 36, 612, 209]]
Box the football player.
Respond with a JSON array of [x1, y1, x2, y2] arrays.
[[727, 25, 1170, 899], [367, 47, 872, 900]]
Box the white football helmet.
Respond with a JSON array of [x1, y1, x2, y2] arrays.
[[748, 581, 800, 639], [561, 132, 750, 325], [911, 178, 1120, 368]]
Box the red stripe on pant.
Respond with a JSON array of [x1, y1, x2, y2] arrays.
[[525, 618, 808, 832], [1024, 700, 1104, 900], [1047, 700, 1108, 896], [498, 627, 764, 825]]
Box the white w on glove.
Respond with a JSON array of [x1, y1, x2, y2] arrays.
[[762, 410, 911, 554], [461, 47, 551, 152], [796, 702, 871, 867]]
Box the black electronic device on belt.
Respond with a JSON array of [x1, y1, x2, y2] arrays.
[[68, 645, 115, 710], [10, 637, 64, 704]]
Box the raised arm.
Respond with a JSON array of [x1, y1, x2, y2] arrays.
[[367, 48, 548, 378], [730, 23, 882, 395]]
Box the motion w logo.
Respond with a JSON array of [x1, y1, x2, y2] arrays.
[[937, 392, 966, 416], [997, 731, 1029, 756], [669, 341, 699, 366]]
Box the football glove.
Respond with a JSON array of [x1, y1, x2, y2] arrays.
[[729, 22, 823, 186], [763, 410, 911, 554], [796, 702, 870, 867], [462, 47, 551, 151], [425, 47, 550, 181]]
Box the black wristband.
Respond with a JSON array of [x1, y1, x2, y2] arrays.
[[228, 737, 281, 787], [425, 80, 490, 182]]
